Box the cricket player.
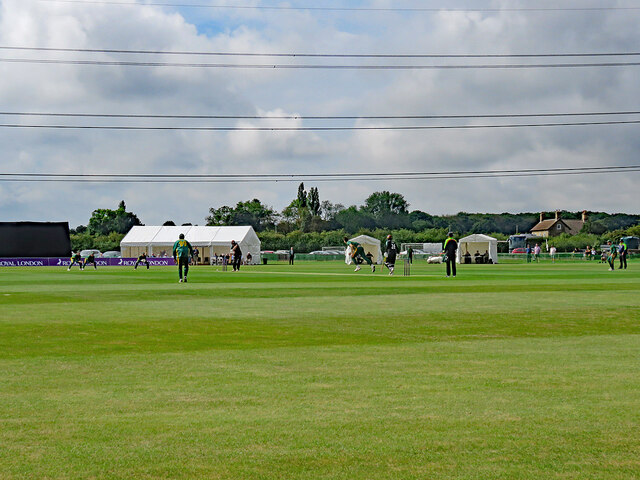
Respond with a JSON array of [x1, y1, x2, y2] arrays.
[[83, 252, 98, 270], [443, 232, 458, 277], [230, 240, 242, 272], [618, 239, 628, 270], [68, 252, 84, 271], [134, 252, 150, 270], [173, 233, 194, 283], [343, 237, 375, 273], [606, 241, 617, 271], [384, 234, 398, 275]]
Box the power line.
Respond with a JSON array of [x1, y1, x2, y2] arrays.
[[2, 165, 639, 183], [3, 57, 640, 69], [31, 0, 640, 13], [3, 45, 640, 59], [2, 120, 640, 130], [2, 110, 640, 120]]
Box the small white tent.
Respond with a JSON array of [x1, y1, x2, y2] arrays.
[[120, 225, 261, 264], [456, 234, 498, 264], [349, 234, 383, 264]]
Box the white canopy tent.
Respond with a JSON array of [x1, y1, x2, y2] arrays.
[[456, 234, 498, 264], [120, 225, 261, 264], [346, 234, 383, 264]]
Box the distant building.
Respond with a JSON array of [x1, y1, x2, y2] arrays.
[[530, 211, 586, 238]]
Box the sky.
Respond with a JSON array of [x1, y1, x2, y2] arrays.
[[1, 0, 639, 228]]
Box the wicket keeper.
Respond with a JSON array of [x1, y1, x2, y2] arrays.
[[173, 233, 194, 282]]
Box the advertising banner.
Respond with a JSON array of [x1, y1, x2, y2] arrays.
[[0, 257, 177, 267]]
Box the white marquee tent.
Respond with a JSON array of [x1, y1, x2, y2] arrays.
[[456, 234, 498, 264], [346, 234, 383, 264], [120, 225, 261, 264]]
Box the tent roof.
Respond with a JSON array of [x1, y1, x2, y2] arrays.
[[211, 225, 258, 244], [120, 226, 162, 245], [459, 234, 497, 243], [350, 234, 381, 245], [187, 226, 220, 244], [121, 225, 260, 247], [152, 226, 192, 244]]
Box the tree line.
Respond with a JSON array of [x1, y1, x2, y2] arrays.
[[70, 188, 640, 253]]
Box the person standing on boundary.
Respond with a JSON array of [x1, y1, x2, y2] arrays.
[[173, 233, 193, 283], [343, 237, 375, 273], [289, 246, 295, 265], [230, 240, 242, 272], [618, 239, 628, 270], [384, 234, 398, 275], [407, 245, 413, 264], [443, 232, 458, 278], [134, 252, 150, 270]]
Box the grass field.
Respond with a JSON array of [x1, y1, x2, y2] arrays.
[[1, 261, 639, 479]]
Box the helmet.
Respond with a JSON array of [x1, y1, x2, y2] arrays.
[[179, 233, 185, 239]]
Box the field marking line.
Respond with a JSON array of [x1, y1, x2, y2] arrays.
[[230, 269, 443, 278]]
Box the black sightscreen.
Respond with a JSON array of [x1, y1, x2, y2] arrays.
[[0, 222, 72, 257]]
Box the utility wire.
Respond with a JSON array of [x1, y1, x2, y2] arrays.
[[31, 1, 640, 13], [2, 166, 639, 183], [3, 57, 640, 69], [4, 165, 638, 178], [2, 110, 640, 120], [2, 120, 640, 130], [3, 46, 640, 59]]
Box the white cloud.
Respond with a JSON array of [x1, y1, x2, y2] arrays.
[[0, 0, 639, 228]]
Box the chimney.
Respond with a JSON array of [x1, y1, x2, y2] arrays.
[[555, 210, 559, 220], [582, 210, 587, 222], [539, 212, 544, 223]]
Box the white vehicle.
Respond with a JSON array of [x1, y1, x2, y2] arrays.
[[80, 249, 102, 258]]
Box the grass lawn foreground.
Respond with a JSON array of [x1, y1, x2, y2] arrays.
[[0, 261, 639, 479]]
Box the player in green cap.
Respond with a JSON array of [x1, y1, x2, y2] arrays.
[[173, 233, 194, 283], [343, 236, 375, 273]]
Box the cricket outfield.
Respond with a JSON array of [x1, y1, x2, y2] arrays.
[[0, 261, 639, 479]]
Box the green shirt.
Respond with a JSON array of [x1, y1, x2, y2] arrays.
[[173, 239, 193, 259]]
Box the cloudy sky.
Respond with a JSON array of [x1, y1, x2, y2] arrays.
[[1, 0, 639, 227]]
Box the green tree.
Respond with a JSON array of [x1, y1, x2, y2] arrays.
[[363, 191, 409, 217], [206, 205, 234, 226], [308, 187, 321, 216], [206, 200, 276, 232], [88, 200, 142, 236], [297, 182, 307, 208]]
